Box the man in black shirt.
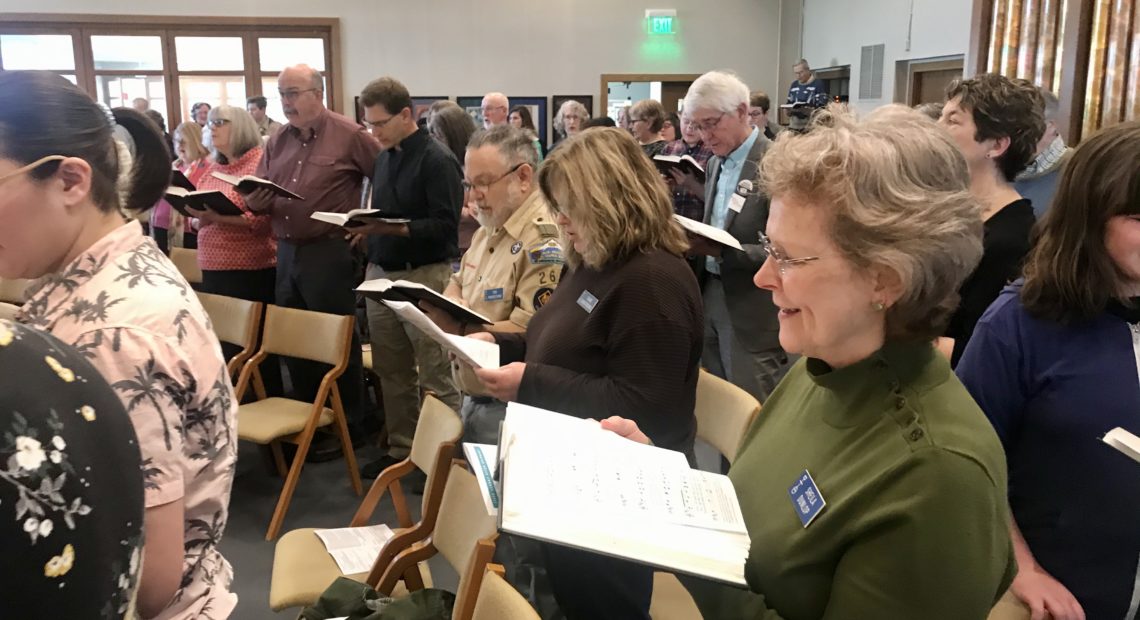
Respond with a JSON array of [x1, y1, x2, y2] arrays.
[[353, 76, 463, 477]]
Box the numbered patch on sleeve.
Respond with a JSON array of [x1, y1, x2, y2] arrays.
[[533, 287, 554, 310], [528, 239, 564, 265]]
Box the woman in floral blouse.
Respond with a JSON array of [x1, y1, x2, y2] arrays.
[[0, 71, 238, 619], [0, 320, 144, 619]]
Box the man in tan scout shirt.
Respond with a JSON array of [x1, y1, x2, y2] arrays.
[[421, 124, 563, 442]]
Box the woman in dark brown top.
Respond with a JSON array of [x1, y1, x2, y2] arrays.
[[472, 127, 703, 620]]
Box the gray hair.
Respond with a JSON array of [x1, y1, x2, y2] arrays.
[[554, 100, 589, 136], [795, 58, 811, 70], [468, 124, 538, 169], [684, 70, 749, 115], [205, 105, 262, 161]]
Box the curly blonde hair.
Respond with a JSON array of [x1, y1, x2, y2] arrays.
[[761, 104, 984, 340], [538, 127, 688, 269]]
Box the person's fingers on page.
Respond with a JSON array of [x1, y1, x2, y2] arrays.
[[599, 417, 651, 445], [466, 332, 495, 343]]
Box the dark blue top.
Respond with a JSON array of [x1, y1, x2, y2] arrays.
[[366, 127, 462, 270], [957, 283, 1140, 619], [786, 77, 829, 108]]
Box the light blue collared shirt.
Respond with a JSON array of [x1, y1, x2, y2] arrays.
[[707, 127, 760, 274]]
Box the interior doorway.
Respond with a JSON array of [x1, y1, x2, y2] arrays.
[[600, 73, 701, 121]]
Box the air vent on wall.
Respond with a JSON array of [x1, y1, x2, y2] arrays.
[[859, 43, 885, 100]]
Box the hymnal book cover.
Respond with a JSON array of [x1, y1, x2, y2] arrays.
[[356, 278, 494, 326], [653, 154, 706, 183], [310, 209, 411, 228], [164, 187, 245, 218], [210, 171, 304, 200]]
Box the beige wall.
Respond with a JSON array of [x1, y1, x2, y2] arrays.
[[10, 0, 785, 129]]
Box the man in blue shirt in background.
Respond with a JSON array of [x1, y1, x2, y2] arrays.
[[786, 59, 830, 132]]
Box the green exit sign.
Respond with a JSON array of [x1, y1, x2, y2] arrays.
[[647, 15, 675, 35]]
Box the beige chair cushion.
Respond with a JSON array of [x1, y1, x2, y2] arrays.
[[262, 305, 352, 365], [408, 396, 463, 479], [363, 349, 373, 371], [170, 248, 202, 285], [0, 278, 31, 305], [694, 370, 761, 464], [270, 527, 432, 611], [433, 466, 498, 571], [0, 302, 18, 321], [987, 591, 1030, 620], [196, 292, 258, 348], [649, 572, 703, 620], [238, 397, 333, 444], [472, 571, 541, 620]]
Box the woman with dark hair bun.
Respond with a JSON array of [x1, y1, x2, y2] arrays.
[[0, 71, 237, 620]]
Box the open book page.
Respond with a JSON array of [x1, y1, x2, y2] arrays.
[[673, 214, 744, 251], [1104, 427, 1140, 463], [310, 209, 410, 227], [312, 524, 394, 575], [210, 171, 303, 200], [498, 403, 750, 585], [380, 300, 500, 369], [463, 443, 500, 515], [357, 278, 494, 325]]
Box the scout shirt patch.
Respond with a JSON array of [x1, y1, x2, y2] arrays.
[[511, 241, 523, 254], [528, 239, 564, 265], [533, 287, 554, 310]]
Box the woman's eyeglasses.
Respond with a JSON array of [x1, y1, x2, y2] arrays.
[[758, 232, 821, 275]]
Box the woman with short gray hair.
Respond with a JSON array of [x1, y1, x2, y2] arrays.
[[603, 105, 1016, 619], [553, 99, 588, 145]]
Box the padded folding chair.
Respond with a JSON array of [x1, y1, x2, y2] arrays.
[[195, 292, 262, 382], [0, 278, 30, 305], [269, 395, 464, 611], [650, 369, 761, 620], [471, 566, 541, 620], [169, 247, 202, 285], [234, 305, 362, 540], [377, 463, 500, 620]]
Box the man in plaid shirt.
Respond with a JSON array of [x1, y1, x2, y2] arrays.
[[660, 109, 714, 222]]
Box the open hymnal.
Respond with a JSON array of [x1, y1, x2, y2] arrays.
[[653, 154, 706, 183], [673, 214, 744, 252], [310, 209, 411, 228], [356, 278, 493, 326], [210, 171, 304, 200], [779, 101, 810, 109], [163, 187, 245, 218], [497, 402, 751, 586], [312, 524, 395, 575], [170, 168, 196, 191], [463, 443, 500, 516], [377, 300, 500, 370], [1104, 427, 1140, 463]]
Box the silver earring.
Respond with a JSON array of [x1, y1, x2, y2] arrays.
[[872, 301, 885, 311]]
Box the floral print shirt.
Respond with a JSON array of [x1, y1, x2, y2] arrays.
[[18, 221, 238, 620], [0, 320, 144, 618]]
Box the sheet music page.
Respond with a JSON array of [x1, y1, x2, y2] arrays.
[[502, 403, 746, 533], [672, 214, 744, 251]]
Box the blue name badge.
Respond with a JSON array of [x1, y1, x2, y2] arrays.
[[483, 287, 504, 302], [576, 290, 599, 313], [788, 469, 826, 528]]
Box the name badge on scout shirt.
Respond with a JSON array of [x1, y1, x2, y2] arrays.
[[577, 290, 599, 313], [483, 288, 504, 302], [788, 469, 826, 528]]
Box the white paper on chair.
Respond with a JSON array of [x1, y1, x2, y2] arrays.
[[313, 524, 395, 575], [380, 300, 501, 369]]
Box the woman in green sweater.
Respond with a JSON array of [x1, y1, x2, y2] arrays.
[[604, 105, 1017, 619]]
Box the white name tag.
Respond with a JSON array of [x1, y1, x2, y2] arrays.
[[729, 193, 746, 213]]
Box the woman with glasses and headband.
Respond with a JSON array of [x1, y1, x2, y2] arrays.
[[0, 71, 237, 620], [469, 127, 703, 619], [603, 106, 1016, 619]]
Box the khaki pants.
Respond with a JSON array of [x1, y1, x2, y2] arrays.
[[365, 262, 461, 458]]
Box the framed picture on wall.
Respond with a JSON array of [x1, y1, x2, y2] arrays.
[[457, 96, 484, 128], [550, 95, 593, 146], [412, 96, 449, 124], [509, 96, 548, 147]]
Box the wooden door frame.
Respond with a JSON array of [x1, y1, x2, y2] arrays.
[[599, 73, 702, 116]]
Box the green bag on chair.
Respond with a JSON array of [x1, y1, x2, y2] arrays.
[[300, 576, 456, 620]]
